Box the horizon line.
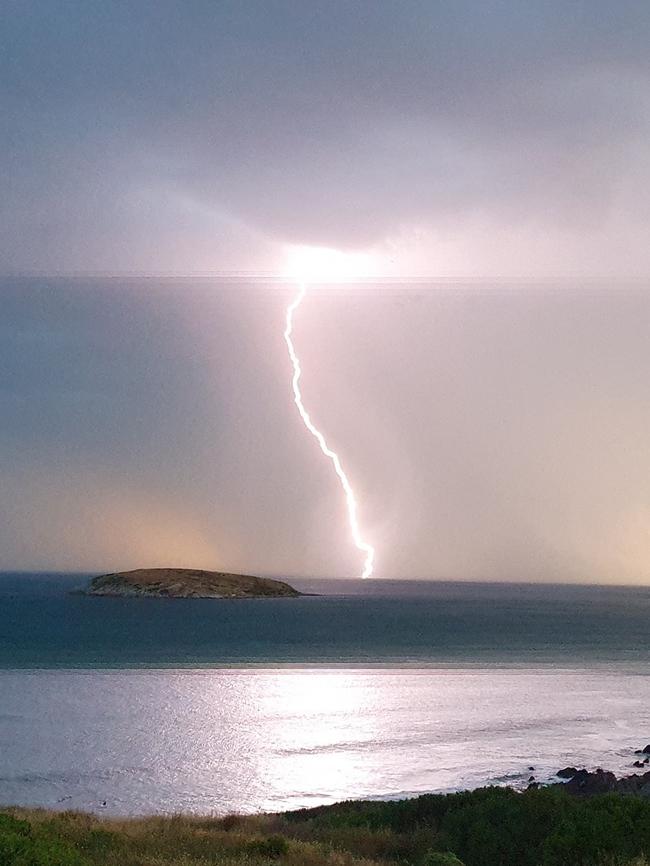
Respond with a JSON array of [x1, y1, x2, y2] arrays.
[[2, 270, 648, 287]]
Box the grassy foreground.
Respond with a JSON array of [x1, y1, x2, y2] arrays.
[[3, 786, 650, 866]]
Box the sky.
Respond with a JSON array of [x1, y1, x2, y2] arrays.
[[2, 2, 650, 581], [3, 0, 650, 278]]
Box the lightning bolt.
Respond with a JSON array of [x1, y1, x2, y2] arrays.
[[284, 283, 375, 579]]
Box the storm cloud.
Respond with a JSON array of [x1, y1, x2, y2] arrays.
[[2, 1, 650, 275]]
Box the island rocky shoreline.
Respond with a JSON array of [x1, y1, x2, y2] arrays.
[[80, 568, 302, 599]]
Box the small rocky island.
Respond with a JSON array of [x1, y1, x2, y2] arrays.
[[84, 568, 301, 599]]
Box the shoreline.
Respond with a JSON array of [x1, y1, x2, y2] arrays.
[[0, 772, 639, 817], [2, 761, 648, 820], [3, 773, 650, 866]]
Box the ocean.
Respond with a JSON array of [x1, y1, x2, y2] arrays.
[[1, 574, 650, 815]]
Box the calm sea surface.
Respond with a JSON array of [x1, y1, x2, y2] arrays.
[[1, 574, 650, 814]]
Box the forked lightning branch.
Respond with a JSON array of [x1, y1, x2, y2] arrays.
[[283, 276, 375, 579]]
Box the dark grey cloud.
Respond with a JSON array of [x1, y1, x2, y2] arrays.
[[2, 1, 650, 272]]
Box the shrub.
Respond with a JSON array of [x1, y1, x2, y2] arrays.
[[247, 834, 290, 858], [290, 787, 650, 866], [424, 852, 466, 866], [0, 812, 88, 866], [81, 827, 120, 855]]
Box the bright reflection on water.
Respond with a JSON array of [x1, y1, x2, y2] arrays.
[[2, 667, 650, 815]]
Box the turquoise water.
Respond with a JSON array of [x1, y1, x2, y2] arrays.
[[2, 574, 650, 667]]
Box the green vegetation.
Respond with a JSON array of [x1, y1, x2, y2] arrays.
[[3, 786, 650, 866], [0, 813, 87, 866]]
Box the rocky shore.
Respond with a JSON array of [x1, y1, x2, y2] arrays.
[[525, 743, 650, 797]]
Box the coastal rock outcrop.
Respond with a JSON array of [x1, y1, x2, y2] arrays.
[[552, 768, 650, 797], [84, 568, 302, 599], [561, 769, 618, 796]]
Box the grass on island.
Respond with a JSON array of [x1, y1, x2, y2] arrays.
[[3, 786, 650, 866]]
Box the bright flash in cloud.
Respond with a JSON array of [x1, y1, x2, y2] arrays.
[[283, 246, 376, 578], [284, 245, 378, 284]]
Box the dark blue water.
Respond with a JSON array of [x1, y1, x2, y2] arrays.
[[2, 573, 650, 668]]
